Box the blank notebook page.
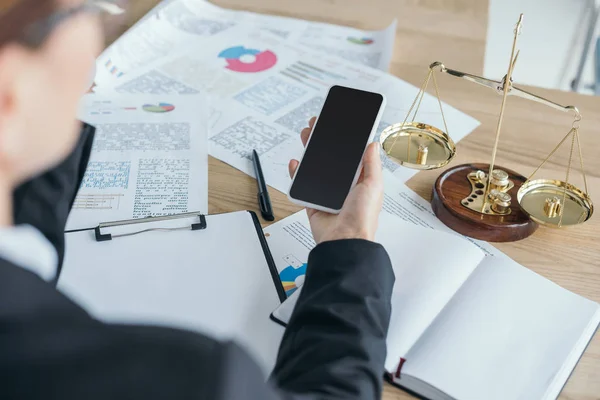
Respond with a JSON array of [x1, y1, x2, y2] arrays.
[[58, 211, 284, 375], [403, 255, 600, 400]]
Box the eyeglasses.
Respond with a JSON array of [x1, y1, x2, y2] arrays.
[[0, 0, 125, 49]]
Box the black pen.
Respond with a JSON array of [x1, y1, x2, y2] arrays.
[[252, 149, 275, 221]]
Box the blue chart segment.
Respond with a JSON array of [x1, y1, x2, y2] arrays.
[[280, 263, 307, 296], [81, 161, 131, 189], [219, 46, 260, 59]]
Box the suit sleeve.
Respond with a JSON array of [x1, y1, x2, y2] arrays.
[[270, 239, 395, 399], [12, 122, 95, 276], [0, 238, 393, 400], [7, 122, 395, 398]]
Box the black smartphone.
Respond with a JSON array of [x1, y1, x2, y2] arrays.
[[287, 85, 386, 213]]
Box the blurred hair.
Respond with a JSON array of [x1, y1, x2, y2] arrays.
[[0, 0, 19, 12], [0, 0, 59, 48], [1, 0, 131, 49]]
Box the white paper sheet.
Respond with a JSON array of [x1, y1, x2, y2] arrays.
[[265, 178, 501, 301], [59, 211, 285, 375], [101, 25, 480, 193], [94, 0, 397, 87], [95, 4, 208, 87], [402, 255, 600, 400], [266, 207, 486, 371], [67, 94, 209, 230], [381, 171, 501, 257], [176, 0, 397, 70]]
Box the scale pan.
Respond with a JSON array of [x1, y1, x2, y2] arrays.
[[517, 179, 593, 227], [380, 122, 456, 170]]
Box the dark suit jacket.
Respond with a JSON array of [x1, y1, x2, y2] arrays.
[[4, 123, 395, 399]]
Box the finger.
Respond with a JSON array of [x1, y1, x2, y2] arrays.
[[356, 163, 366, 184], [309, 116, 316, 128], [300, 127, 311, 147], [361, 142, 383, 184], [288, 159, 299, 178]]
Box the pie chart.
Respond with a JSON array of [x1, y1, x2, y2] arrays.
[[142, 103, 175, 113], [347, 37, 375, 45], [279, 263, 307, 296], [218, 46, 278, 73]]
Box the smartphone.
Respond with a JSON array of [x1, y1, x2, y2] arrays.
[[288, 85, 386, 213]]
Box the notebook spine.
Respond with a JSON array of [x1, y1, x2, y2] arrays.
[[394, 357, 407, 379]]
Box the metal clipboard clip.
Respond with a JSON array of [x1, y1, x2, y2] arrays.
[[94, 212, 207, 242]]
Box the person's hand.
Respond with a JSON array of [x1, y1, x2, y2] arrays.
[[288, 117, 384, 244]]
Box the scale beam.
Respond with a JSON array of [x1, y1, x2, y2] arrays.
[[429, 61, 582, 121]]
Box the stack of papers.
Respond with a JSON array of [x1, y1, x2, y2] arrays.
[[80, 0, 480, 229], [84, 0, 479, 222], [95, 0, 398, 87]]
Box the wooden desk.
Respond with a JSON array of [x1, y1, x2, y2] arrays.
[[113, 1, 599, 399]]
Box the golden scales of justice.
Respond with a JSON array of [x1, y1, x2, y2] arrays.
[[380, 14, 593, 242]]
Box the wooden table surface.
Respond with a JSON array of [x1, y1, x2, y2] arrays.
[[114, 1, 599, 399]]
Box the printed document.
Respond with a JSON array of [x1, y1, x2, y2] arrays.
[[101, 25, 480, 194], [67, 94, 209, 230], [94, 0, 397, 86]]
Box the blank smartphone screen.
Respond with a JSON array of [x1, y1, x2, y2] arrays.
[[290, 86, 384, 210]]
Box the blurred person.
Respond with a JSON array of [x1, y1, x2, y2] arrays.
[[0, 1, 395, 399]]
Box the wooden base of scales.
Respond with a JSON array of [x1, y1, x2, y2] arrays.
[[431, 163, 538, 242]]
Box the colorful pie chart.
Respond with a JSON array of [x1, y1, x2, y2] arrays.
[[347, 37, 375, 45], [279, 263, 307, 296], [218, 46, 277, 73], [142, 103, 175, 113]]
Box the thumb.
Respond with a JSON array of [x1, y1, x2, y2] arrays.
[[288, 159, 299, 178], [362, 142, 383, 183]]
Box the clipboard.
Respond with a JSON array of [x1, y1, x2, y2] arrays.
[[58, 210, 286, 374], [82, 210, 285, 302]]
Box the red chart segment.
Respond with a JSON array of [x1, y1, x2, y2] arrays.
[[221, 47, 278, 73]]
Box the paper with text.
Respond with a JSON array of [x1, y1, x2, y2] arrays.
[[101, 25, 480, 194], [67, 94, 209, 230], [265, 177, 501, 302], [381, 171, 501, 256], [95, 4, 200, 86], [94, 0, 396, 87], [178, 0, 397, 71]]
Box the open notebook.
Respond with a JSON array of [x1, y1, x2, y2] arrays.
[[269, 211, 600, 400]]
